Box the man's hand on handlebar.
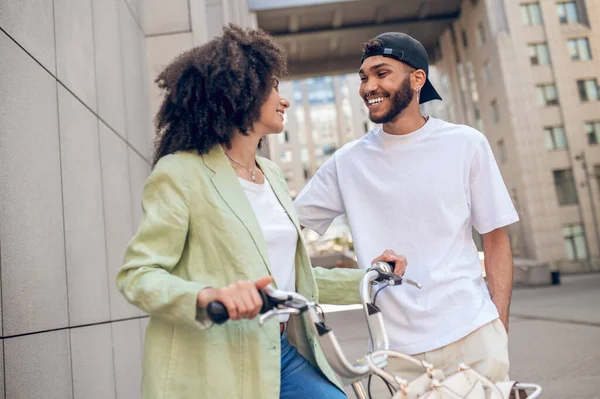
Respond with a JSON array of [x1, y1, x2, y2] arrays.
[[197, 276, 274, 321], [371, 249, 408, 276]]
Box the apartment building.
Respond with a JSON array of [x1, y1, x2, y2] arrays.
[[425, 0, 600, 270], [269, 75, 375, 198], [271, 0, 600, 270]]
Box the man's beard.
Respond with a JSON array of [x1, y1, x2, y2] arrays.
[[369, 78, 413, 124]]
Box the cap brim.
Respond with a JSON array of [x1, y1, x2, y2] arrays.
[[420, 78, 442, 104]]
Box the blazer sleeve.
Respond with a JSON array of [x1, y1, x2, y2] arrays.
[[116, 155, 212, 330], [312, 267, 364, 305]]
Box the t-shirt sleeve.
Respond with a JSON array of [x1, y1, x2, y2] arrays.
[[469, 136, 519, 234], [293, 154, 345, 235]]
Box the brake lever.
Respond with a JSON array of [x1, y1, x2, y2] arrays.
[[263, 285, 293, 302], [402, 278, 422, 289], [259, 308, 301, 326], [370, 262, 422, 289]]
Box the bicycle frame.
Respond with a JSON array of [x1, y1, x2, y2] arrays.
[[257, 263, 542, 399]]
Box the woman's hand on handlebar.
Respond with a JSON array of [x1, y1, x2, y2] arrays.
[[371, 250, 408, 276], [197, 276, 274, 321]]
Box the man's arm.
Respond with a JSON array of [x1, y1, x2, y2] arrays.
[[483, 227, 513, 332], [294, 154, 345, 235]]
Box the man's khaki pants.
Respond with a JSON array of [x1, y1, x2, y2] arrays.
[[386, 318, 510, 383]]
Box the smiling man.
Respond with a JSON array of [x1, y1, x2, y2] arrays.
[[294, 32, 519, 382]]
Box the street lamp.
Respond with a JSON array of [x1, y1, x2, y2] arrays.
[[574, 151, 600, 259]]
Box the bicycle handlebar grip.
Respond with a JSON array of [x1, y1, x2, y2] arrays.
[[259, 290, 274, 313], [206, 301, 229, 324], [206, 289, 274, 325]]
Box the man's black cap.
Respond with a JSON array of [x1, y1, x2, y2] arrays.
[[360, 32, 442, 104]]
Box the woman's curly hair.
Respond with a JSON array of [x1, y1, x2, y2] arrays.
[[152, 24, 287, 166]]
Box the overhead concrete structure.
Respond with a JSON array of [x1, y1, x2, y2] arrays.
[[250, 0, 462, 78]]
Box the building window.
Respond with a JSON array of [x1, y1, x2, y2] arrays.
[[474, 107, 484, 132], [568, 38, 592, 61], [521, 3, 543, 25], [476, 23, 486, 47], [553, 169, 579, 205], [595, 165, 600, 196], [586, 121, 600, 145], [466, 62, 479, 103], [528, 42, 551, 65], [491, 100, 500, 123], [577, 79, 600, 102], [563, 224, 587, 260], [557, 1, 580, 24], [536, 84, 559, 106], [277, 130, 289, 145], [282, 168, 293, 184], [497, 139, 507, 163], [484, 61, 492, 85], [280, 150, 292, 163], [545, 126, 568, 150], [433, 41, 443, 61]]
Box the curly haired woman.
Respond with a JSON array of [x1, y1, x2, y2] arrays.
[[117, 24, 405, 399]]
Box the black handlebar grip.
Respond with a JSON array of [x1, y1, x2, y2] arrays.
[[259, 290, 274, 314], [206, 301, 229, 324], [206, 289, 275, 325]]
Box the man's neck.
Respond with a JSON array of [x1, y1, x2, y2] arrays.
[[382, 104, 427, 136]]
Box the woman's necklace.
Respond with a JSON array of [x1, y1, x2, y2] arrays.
[[225, 152, 258, 181]]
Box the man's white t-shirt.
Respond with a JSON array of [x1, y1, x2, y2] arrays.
[[294, 117, 519, 354], [239, 177, 297, 322]]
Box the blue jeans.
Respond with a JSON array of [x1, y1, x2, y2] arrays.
[[280, 334, 347, 399]]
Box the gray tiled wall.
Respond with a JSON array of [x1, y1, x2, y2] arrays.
[[0, 0, 154, 397]]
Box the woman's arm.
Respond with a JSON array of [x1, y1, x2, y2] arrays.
[[117, 156, 210, 330]]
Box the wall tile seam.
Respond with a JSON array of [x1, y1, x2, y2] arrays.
[[53, 19, 75, 392], [1, 289, 4, 399], [90, 0, 117, 326], [0, 26, 152, 166], [122, 0, 145, 35], [146, 29, 192, 38], [108, 316, 119, 399], [0, 316, 150, 340], [118, 0, 140, 245], [1, 202, 4, 340], [186, 0, 193, 39]]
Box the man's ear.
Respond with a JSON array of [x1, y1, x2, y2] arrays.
[[411, 69, 427, 90]]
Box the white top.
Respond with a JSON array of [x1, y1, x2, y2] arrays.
[[294, 117, 519, 354], [238, 177, 297, 322]]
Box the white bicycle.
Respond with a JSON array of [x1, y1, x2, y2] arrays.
[[207, 263, 542, 399]]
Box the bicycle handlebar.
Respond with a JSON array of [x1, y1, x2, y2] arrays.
[[205, 261, 417, 325], [204, 264, 542, 398], [205, 262, 421, 383]]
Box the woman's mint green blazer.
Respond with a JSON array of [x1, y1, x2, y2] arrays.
[[117, 145, 364, 398]]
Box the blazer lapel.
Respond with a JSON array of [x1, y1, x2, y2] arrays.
[[258, 159, 317, 299], [258, 162, 300, 230], [202, 146, 272, 277]]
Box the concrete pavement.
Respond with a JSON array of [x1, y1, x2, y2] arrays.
[[322, 273, 600, 398]]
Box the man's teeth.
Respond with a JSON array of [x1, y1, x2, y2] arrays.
[[368, 97, 386, 105]]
